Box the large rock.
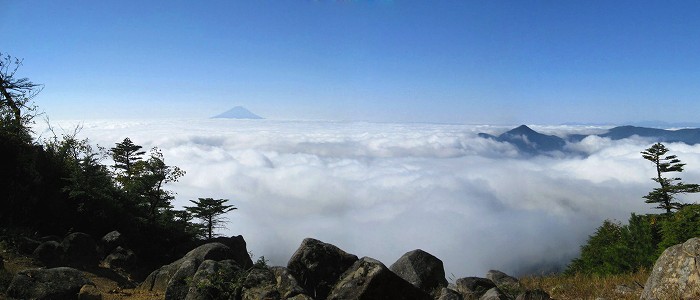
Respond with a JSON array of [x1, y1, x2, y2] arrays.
[[185, 261, 312, 300], [390, 249, 448, 294], [241, 267, 278, 300], [78, 284, 103, 300], [270, 266, 307, 299], [208, 235, 254, 269], [100, 231, 125, 257], [33, 241, 63, 266], [437, 287, 463, 300], [185, 259, 243, 300], [139, 242, 241, 299], [479, 287, 509, 300], [102, 246, 136, 270], [287, 238, 358, 299], [62, 232, 99, 267], [486, 270, 521, 290], [327, 257, 433, 300], [454, 277, 497, 298], [641, 237, 700, 299], [6, 267, 92, 300]]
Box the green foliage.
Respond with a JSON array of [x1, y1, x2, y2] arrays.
[[110, 137, 145, 186], [566, 214, 660, 275], [188, 255, 270, 299], [0, 53, 203, 270], [110, 139, 186, 223], [641, 143, 700, 214], [0, 52, 43, 142], [185, 198, 237, 240], [657, 204, 700, 251]]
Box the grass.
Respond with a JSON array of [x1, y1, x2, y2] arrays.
[[520, 268, 650, 300]]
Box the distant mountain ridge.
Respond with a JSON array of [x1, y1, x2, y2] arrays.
[[212, 106, 263, 119], [478, 125, 565, 155], [479, 125, 700, 156]]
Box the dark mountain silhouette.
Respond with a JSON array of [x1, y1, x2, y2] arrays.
[[479, 125, 700, 156], [479, 125, 566, 155], [212, 106, 263, 119], [599, 126, 700, 144]]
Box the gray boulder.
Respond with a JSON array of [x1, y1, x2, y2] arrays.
[[139, 242, 240, 299], [100, 231, 125, 256], [437, 287, 463, 300], [479, 287, 509, 300], [241, 267, 278, 300], [62, 232, 99, 267], [185, 259, 243, 300], [287, 238, 358, 299], [209, 235, 254, 269], [185, 262, 311, 300], [327, 256, 432, 300], [389, 249, 448, 294], [455, 277, 497, 298], [270, 266, 307, 298], [78, 284, 103, 300], [487, 270, 521, 290], [102, 246, 136, 270], [33, 241, 63, 266], [641, 237, 700, 299], [6, 267, 92, 300]]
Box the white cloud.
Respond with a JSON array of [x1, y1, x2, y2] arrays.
[[34, 119, 700, 277]]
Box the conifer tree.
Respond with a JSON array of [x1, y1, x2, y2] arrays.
[[185, 198, 237, 239], [642, 142, 700, 214], [110, 137, 145, 185]]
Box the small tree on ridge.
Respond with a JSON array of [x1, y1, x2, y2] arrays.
[[185, 198, 237, 239], [641, 142, 700, 214]]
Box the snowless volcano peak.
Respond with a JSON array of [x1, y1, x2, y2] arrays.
[[212, 106, 263, 119]]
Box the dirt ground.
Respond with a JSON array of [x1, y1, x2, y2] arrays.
[[1, 247, 164, 300]]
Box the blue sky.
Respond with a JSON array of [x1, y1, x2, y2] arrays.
[[3, 1, 700, 124]]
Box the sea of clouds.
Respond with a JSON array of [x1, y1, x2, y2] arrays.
[[34, 119, 700, 277]]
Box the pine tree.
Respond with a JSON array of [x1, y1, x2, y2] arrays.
[[110, 137, 145, 185], [185, 198, 237, 239], [641, 142, 700, 214]]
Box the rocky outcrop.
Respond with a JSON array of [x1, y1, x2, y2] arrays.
[[78, 284, 103, 300], [139, 242, 250, 299], [641, 237, 700, 299], [437, 287, 463, 300], [102, 246, 136, 270], [270, 266, 307, 299], [455, 277, 497, 298], [390, 249, 448, 294], [208, 235, 254, 269], [6, 267, 92, 300], [480, 287, 509, 300], [487, 269, 521, 290], [327, 257, 432, 300], [62, 232, 99, 267], [287, 238, 358, 299], [100, 231, 125, 257], [33, 241, 63, 266], [185, 259, 243, 300]]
